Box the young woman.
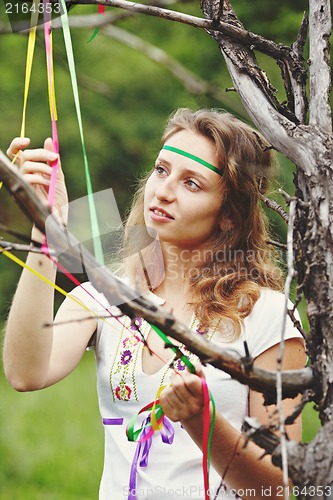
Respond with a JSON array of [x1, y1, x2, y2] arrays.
[[4, 109, 305, 499]]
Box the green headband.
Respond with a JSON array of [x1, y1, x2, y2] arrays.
[[162, 145, 222, 176]]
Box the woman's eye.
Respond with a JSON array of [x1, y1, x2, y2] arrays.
[[185, 179, 201, 191], [154, 165, 167, 176]]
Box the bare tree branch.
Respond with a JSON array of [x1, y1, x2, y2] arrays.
[[101, 24, 232, 105], [0, 239, 56, 255], [276, 199, 297, 499], [200, 1, 308, 167], [287, 309, 308, 340], [0, 0, 309, 76], [274, 11, 308, 123], [287, 11, 309, 122], [259, 193, 289, 224]]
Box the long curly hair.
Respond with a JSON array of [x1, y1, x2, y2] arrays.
[[122, 108, 283, 338]]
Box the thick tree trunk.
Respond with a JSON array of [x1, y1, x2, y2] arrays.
[[199, 0, 333, 495]]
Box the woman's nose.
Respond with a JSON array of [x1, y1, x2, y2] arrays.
[[155, 177, 176, 202]]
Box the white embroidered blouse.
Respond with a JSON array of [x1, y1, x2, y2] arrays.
[[69, 284, 303, 500]]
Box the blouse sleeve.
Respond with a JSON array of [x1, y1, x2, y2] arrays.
[[244, 288, 305, 360], [68, 281, 110, 349]]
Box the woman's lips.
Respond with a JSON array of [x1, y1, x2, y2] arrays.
[[149, 207, 174, 221]]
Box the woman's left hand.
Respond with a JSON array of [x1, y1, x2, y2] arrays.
[[160, 364, 205, 422]]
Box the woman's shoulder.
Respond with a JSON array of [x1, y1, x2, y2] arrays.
[[69, 281, 103, 299], [249, 287, 294, 318], [68, 281, 110, 313], [244, 287, 304, 358]]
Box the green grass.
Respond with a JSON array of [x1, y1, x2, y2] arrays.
[[0, 352, 103, 500], [0, 351, 322, 499]]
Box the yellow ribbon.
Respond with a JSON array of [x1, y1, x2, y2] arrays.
[[150, 385, 167, 431], [21, 0, 40, 138], [9, 0, 40, 171], [2, 249, 88, 308]]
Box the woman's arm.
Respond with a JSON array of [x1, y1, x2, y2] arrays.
[[160, 338, 306, 500], [3, 137, 97, 391]]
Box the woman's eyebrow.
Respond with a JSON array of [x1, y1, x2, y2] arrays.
[[182, 168, 210, 183], [155, 155, 170, 166]]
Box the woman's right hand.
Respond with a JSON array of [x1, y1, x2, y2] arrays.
[[7, 137, 69, 223]]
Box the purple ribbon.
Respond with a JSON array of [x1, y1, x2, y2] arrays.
[[103, 418, 124, 426], [128, 415, 175, 500]]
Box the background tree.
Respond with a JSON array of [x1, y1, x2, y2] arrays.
[[0, 0, 332, 498]]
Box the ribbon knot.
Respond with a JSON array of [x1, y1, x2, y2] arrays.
[[128, 414, 174, 500]]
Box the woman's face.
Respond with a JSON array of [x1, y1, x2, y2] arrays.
[[143, 129, 225, 250]]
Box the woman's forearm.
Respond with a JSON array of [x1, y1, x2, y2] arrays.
[[182, 411, 288, 500], [3, 230, 57, 391]]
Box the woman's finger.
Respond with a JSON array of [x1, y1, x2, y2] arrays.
[[23, 173, 50, 187], [170, 369, 203, 398], [21, 161, 53, 177], [6, 137, 30, 159], [20, 148, 58, 165], [44, 137, 55, 152], [44, 137, 64, 181], [160, 380, 205, 422]]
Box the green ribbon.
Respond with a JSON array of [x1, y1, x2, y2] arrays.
[[162, 145, 222, 176], [150, 323, 216, 469], [150, 323, 196, 373], [59, 0, 104, 265]]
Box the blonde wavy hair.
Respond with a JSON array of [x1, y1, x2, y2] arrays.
[[122, 108, 283, 337]]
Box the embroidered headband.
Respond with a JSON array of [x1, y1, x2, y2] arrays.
[[162, 145, 222, 176]]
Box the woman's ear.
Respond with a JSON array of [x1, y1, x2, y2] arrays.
[[219, 219, 233, 231]]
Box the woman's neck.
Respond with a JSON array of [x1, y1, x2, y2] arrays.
[[153, 242, 203, 303]]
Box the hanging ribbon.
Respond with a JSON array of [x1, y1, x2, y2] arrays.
[[43, 0, 59, 208], [87, 4, 105, 43], [128, 414, 174, 500], [58, 0, 104, 265], [125, 392, 174, 500], [125, 349, 216, 500], [150, 385, 166, 431], [5, 0, 40, 179], [126, 388, 166, 443], [201, 378, 216, 500], [1, 250, 90, 311], [20, 0, 40, 139]]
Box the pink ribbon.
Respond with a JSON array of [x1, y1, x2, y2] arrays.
[[43, 2, 59, 209]]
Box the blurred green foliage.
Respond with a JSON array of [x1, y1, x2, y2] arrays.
[[0, 0, 325, 497]]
